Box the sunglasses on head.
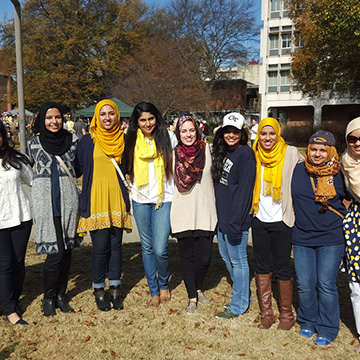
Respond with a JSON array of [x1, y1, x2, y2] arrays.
[[347, 135, 360, 144]]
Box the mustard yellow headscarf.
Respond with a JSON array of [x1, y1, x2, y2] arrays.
[[134, 128, 165, 209], [89, 99, 124, 163], [251, 117, 288, 214]]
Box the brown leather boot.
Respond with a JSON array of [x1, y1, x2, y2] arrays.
[[255, 273, 275, 329], [277, 279, 296, 330]]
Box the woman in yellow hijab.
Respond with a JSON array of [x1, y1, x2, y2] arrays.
[[76, 99, 132, 312], [251, 117, 303, 331], [126, 102, 177, 308]]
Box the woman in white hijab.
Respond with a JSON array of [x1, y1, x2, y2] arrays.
[[340, 116, 360, 353]]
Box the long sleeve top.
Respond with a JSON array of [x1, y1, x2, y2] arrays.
[[291, 162, 347, 246], [0, 161, 32, 229], [214, 145, 256, 243]]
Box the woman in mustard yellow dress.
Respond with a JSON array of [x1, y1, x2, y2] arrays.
[[76, 99, 132, 311]]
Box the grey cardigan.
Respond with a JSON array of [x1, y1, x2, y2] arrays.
[[27, 135, 79, 254]]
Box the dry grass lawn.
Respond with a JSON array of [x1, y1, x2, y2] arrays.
[[0, 234, 359, 360]]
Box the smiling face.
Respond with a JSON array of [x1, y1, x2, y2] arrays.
[[223, 126, 242, 150], [179, 120, 197, 146], [259, 125, 277, 150], [138, 112, 156, 137], [44, 108, 63, 133], [308, 143, 329, 165], [99, 105, 117, 130], [347, 129, 360, 158]]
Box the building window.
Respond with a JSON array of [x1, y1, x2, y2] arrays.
[[270, 0, 280, 18], [268, 71, 278, 92], [282, 1, 289, 17], [280, 70, 290, 92], [282, 33, 291, 54], [269, 34, 279, 56], [271, 0, 280, 12]]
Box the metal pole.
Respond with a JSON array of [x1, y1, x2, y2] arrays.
[[11, 0, 26, 153]]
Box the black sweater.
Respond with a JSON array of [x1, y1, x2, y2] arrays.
[[214, 145, 256, 243]]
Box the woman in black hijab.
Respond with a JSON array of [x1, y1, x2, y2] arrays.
[[28, 102, 79, 317]]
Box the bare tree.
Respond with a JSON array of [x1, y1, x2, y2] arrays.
[[165, 0, 258, 81], [114, 36, 210, 117]]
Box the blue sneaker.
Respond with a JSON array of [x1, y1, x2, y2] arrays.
[[299, 329, 313, 338], [314, 336, 331, 346]]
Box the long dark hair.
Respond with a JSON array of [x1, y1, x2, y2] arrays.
[[0, 121, 31, 170], [211, 127, 248, 183], [126, 102, 173, 182]]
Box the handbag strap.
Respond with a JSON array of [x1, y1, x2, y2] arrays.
[[55, 155, 78, 189], [109, 157, 134, 217], [110, 157, 131, 194], [309, 176, 344, 219]]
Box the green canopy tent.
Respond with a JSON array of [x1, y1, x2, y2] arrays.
[[75, 98, 134, 118]]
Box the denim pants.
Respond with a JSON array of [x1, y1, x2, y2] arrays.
[[132, 201, 171, 297], [90, 226, 123, 289], [217, 230, 250, 315], [293, 244, 344, 341]]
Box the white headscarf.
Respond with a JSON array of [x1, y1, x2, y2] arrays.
[[341, 117, 360, 202]]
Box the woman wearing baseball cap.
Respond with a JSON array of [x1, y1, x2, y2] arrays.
[[291, 130, 347, 345], [251, 117, 303, 330], [211, 112, 256, 319]]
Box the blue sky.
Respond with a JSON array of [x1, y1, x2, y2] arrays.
[[1, 0, 262, 57], [2, 0, 261, 25]]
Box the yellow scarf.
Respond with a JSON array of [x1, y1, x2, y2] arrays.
[[134, 128, 165, 208], [251, 117, 287, 214], [89, 99, 124, 163]]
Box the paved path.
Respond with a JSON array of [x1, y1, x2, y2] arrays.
[[23, 184, 253, 244]]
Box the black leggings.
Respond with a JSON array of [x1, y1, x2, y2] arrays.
[[177, 234, 213, 299], [0, 220, 32, 315], [252, 217, 292, 281], [43, 217, 72, 296]]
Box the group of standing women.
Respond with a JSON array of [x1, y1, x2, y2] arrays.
[[2, 98, 360, 350]]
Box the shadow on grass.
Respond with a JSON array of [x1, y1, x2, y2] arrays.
[[19, 240, 357, 337], [0, 342, 20, 360], [20, 241, 229, 310]]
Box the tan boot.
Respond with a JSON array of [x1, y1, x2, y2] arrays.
[[277, 279, 296, 330], [255, 273, 275, 329]]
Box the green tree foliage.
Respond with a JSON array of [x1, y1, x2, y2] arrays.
[[163, 0, 258, 81], [0, 0, 148, 111], [286, 0, 360, 99]]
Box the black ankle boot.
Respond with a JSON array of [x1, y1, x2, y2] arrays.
[[43, 267, 60, 317], [56, 294, 74, 313], [109, 286, 123, 310], [43, 298, 56, 317], [93, 288, 111, 311]]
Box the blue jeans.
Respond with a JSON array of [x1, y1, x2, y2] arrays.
[[90, 226, 123, 289], [293, 244, 344, 341], [132, 201, 171, 297], [217, 230, 250, 315]]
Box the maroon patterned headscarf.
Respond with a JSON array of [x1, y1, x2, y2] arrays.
[[174, 116, 206, 193]]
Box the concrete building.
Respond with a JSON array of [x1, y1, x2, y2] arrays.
[[259, 0, 360, 126]]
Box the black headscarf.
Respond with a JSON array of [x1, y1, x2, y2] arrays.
[[33, 102, 73, 156]]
